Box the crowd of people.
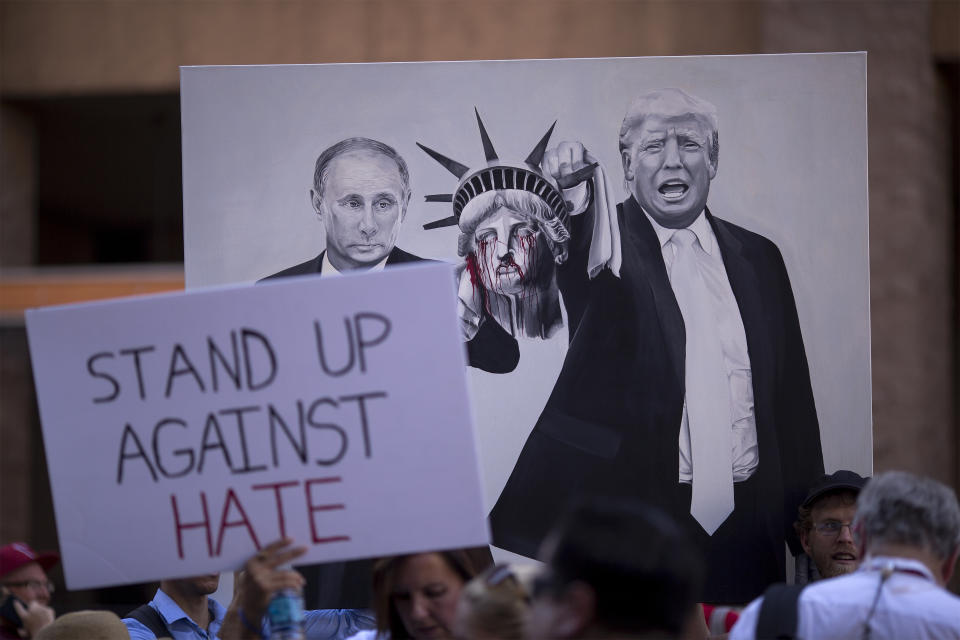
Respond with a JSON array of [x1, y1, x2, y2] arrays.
[[3, 469, 959, 639]]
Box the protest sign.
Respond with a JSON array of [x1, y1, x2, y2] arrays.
[[26, 263, 488, 590]]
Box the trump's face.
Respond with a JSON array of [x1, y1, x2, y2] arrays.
[[313, 149, 408, 271], [622, 114, 717, 229]]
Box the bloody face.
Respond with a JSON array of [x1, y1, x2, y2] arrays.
[[469, 206, 548, 296]]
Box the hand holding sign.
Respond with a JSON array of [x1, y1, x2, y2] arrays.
[[219, 538, 307, 640]]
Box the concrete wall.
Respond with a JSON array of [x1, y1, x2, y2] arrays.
[[761, 1, 957, 486], [3, 1, 766, 95]]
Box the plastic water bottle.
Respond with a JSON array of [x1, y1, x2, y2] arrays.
[[267, 586, 305, 640]]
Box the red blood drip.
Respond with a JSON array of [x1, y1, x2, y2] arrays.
[[470, 238, 495, 315], [465, 252, 481, 292]]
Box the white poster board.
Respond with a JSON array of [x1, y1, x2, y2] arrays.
[[180, 55, 872, 599], [181, 55, 872, 501], [26, 263, 489, 589]]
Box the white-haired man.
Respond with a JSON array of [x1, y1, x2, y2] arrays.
[[731, 470, 960, 639], [490, 88, 824, 603]]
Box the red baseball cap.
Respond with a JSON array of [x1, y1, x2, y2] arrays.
[[0, 542, 59, 579]]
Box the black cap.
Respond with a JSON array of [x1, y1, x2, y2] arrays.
[[801, 470, 869, 508]]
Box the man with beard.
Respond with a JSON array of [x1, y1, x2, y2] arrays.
[[731, 471, 960, 640], [794, 470, 868, 581], [124, 574, 226, 639]]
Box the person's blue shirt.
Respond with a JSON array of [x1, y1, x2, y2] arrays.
[[232, 607, 375, 640], [301, 609, 376, 640], [122, 586, 373, 640], [123, 588, 226, 640]]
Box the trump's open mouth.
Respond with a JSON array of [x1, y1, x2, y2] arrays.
[[658, 180, 689, 201]]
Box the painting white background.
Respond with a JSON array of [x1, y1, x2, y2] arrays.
[[182, 54, 872, 522]]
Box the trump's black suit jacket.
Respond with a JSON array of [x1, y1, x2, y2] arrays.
[[490, 196, 823, 597]]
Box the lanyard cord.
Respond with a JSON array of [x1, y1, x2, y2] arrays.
[[861, 563, 895, 640]]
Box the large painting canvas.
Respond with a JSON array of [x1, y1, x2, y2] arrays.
[[181, 54, 871, 603]]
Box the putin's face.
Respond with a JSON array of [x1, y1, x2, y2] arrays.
[[622, 114, 716, 229], [313, 149, 408, 271]]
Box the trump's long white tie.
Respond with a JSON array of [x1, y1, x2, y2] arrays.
[[669, 228, 734, 535]]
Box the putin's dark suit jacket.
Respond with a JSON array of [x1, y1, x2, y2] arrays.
[[489, 196, 823, 601], [262, 246, 423, 280]]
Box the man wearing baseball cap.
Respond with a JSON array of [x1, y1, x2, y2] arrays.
[[0, 542, 58, 638], [794, 470, 869, 581]]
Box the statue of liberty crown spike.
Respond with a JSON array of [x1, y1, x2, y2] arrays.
[[417, 108, 596, 231]]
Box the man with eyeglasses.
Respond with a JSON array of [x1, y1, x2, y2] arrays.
[[731, 470, 960, 640], [0, 542, 57, 639], [794, 470, 868, 581]]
